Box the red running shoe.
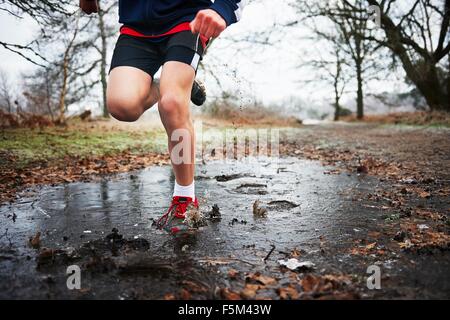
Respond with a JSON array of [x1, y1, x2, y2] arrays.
[[156, 196, 198, 235]]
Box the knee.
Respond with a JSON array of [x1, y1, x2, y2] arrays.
[[159, 93, 188, 122], [107, 96, 143, 122]]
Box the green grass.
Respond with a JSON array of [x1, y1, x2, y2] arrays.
[[0, 126, 167, 168]]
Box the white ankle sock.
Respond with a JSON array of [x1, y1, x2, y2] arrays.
[[173, 181, 195, 200]]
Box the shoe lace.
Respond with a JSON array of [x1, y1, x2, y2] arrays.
[[156, 198, 190, 229]]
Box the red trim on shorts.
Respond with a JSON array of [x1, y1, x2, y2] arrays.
[[120, 22, 208, 48]]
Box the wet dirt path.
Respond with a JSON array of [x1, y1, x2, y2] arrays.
[[1, 124, 449, 300]]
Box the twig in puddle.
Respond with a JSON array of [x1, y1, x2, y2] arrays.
[[198, 257, 257, 267], [264, 244, 276, 263]]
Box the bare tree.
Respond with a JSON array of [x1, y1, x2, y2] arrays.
[[22, 67, 58, 118], [94, 0, 117, 117], [0, 0, 73, 66], [22, 10, 101, 123], [0, 69, 14, 112], [363, 0, 450, 111], [293, 0, 382, 119], [331, 45, 348, 121]]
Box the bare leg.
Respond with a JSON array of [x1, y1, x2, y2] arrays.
[[158, 61, 195, 186], [107, 66, 160, 122]]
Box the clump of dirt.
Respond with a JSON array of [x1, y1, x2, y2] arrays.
[[230, 218, 247, 226], [80, 228, 150, 257], [206, 204, 221, 222], [185, 204, 208, 229], [28, 232, 41, 249], [253, 200, 268, 217], [268, 200, 299, 211], [236, 183, 268, 195]]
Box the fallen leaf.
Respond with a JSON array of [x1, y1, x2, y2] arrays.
[[29, 232, 41, 249], [228, 268, 239, 279], [418, 190, 431, 198], [300, 274, 320, 293], [365, 242, 377, 250], [240, 284, 260, 299], [180, 280, 208, 294], [163, 293, 176, 300], [399, 239, 413, 249], [179, 288, 191, 300], [247, 273, 277, 286], [290, 248, 301, 257], [277, 285, 299, 300], [220, 288, 241, 300]]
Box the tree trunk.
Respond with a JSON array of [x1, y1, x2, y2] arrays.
[[57, 16, 80, 124], [402, 59, 449, 112], [58, 57, 69, 124], [356, 61, 364, 119], [98, 2, 109, 118], [334, 64, 341, 121], [447, 53, 450, 106], [334, 97, 340, 121], [416, 64, 449, 111], [45, 70, 54, 121]]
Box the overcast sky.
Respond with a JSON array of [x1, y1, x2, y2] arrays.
[[0, 0, 415, 118]]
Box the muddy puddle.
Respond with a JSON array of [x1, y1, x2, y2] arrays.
[[1, 157, 448, 299]]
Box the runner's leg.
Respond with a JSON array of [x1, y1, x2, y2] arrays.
[[107, 66, 160, 122], [158, 61, 195, 187]]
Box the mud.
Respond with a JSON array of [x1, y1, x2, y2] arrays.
[[0, 155, 449, 299]]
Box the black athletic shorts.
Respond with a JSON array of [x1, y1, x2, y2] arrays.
[[110, 31, 205, 78]]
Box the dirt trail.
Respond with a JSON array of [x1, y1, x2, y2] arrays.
[[0, 123, 449, 299]]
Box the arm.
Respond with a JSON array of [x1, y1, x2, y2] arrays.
[[190, 0, 246, 39], [210, 0, 246, 26], [79, 0, 98, 14]]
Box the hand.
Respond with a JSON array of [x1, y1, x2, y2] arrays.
[[79, 0, 98, 15], [190, 9, 226, 39]]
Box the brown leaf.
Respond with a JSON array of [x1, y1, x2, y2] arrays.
[[290, 248, 301, 257], [240, 284, 258, 299], [367, 231, 381, 238], [38, 247, 54, 260], [418, 190, 431, 198], [180, 280, 208, 294], [247, 272, 277, 286], [300, 274, 320, 293], [228, 268, 239, 279], [220, 288, 241, 300], [179, 288, 191, 300], [277, 285, 299, 300], [365, 242, 377, 250], [163, 293, 176, 300], [29, 232, 41, 249]]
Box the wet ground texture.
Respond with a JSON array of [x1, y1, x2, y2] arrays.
[[1, 123, 449, 299]]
